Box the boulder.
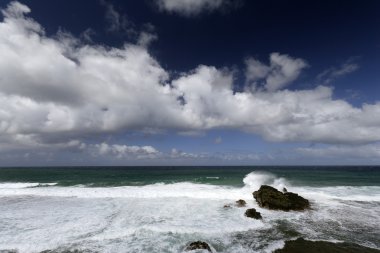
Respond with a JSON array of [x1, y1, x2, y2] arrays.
[[253, 185, 309, 211], [235, 199, 247, 207], [273, 238, 380, 253], [185, 241, 212, 252], [244, 208, 262, 219]]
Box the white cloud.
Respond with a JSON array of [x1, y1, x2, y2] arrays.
[[99, 1, 157, 46], [1, 1, 380, 162], [169, 148, 201, 159], [93, 143, 160, 159], [317, 59, 359, 84], [155, 0, 227, 16], [100, 0, 130, 33], [80, 28, 96, 43], [245, 53, 308, 91]]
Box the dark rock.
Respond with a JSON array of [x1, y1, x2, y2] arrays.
[[235, 199, 247, 207], [253, 185, 309, 211], [273, 238, 380, 253], [223, 204, 232, 208], [244, 208, 262, 219], [282, 187, 287, 193], [185, 241, 212, 252]]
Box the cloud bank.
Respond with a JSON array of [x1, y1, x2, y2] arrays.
[[1, 1, 380, 162]]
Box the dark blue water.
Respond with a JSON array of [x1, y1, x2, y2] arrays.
[[0, 166, 379, 187]]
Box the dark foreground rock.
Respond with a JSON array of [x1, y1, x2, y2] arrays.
[[235, 199, 247, 207], [244, 208, 262, 219], [185, 241, 212, 252], [253, 185, 309, 211], [273, 238, 380, 253]]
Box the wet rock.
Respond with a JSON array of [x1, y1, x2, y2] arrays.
[[253, 185, 309, 211], [273, 238, 380, 253], [223, 204, 232, 208], [244, 208, 262, 219], [185, 241, 212, 252], [235, 199, 247, 207]]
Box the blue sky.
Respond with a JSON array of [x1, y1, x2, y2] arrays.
[[0, 0, 379, 165]]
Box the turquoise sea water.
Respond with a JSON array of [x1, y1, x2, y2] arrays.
[[0, 166, 379, 187], [0, 166, 379, 253]]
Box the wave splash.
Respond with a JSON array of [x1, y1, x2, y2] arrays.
[[242, 171, 288, 190]]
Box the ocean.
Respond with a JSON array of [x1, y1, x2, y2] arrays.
[[0, 166, 379, 253]]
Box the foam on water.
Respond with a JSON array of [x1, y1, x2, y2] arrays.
[[0, 172, 287, 199], [1, 172, 378, 202], [0, 171, 379, 253], [0, 182, 57, 189]]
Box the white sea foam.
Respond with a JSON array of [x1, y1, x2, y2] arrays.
[[0, 182, 57, 189], [0, 182, 249, 199], [0, 172, 379, 202]]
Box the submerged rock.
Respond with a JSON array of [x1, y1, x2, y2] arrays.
[[273, 238, 380, 253], [253, 185, 309, 211], [185, 241, 212, 252], [244, 208, 262, 219], [235, 199, 247, 207]]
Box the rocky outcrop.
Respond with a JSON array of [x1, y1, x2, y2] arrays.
[[244, 208, 262, 219], [185, 241, 212, 252], [223, 199, 247, 208], [253, 185, 309, 211], [235, 199, 247, 207], [273, 238, 380, 253]]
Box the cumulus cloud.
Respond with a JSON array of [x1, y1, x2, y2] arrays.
[[155, 0, 230, 16], [93, 143, 160, 159], [174, 66, 380, 144], [1, 1, 380, 162], [245, 53, 308, 91]]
